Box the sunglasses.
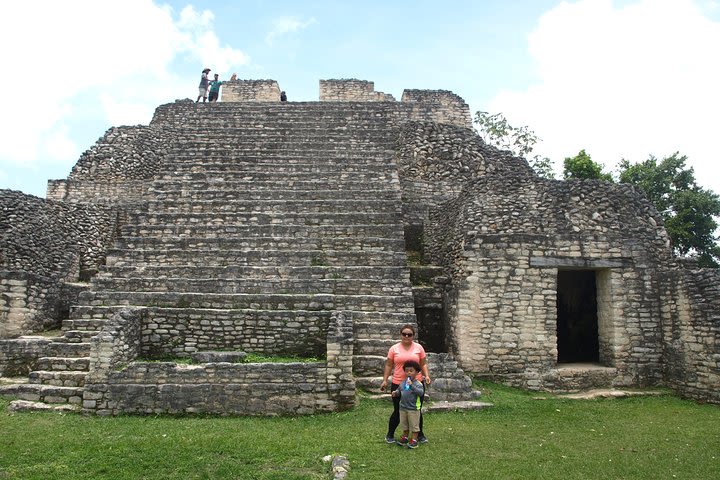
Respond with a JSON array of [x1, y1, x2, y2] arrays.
[[401, 332, 414, 337]]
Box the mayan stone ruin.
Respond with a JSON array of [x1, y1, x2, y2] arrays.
[[0, 78, 718, 415]]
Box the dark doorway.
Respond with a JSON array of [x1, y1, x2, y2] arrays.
[[556, 270, 599, 363]]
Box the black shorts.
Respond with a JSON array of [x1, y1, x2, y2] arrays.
[[208, 91, 219, 102]]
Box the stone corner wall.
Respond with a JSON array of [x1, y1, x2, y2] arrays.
[[662, 267, 720, 404], [319, 79, 395, 102], [221, 79, 282, 102], [401, 89, 472, 129]]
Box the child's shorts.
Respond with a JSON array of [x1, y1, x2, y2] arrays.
[[399, 409, 421, 433]]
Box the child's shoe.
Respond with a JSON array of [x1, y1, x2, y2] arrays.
[[407, 439, 419, 449], [396, 436, 408, 446]]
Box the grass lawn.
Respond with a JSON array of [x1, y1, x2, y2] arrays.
[[1, 382, 718, 479]]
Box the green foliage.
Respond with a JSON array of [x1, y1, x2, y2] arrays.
[[473, 111, 555, 179], [242, 353, 324, 363], [563, 149, 613, 181], [619, 153, 720, 267], [2, 385, 719, 479]]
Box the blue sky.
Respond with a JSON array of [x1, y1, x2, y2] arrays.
[[1, 0, 719, 198]]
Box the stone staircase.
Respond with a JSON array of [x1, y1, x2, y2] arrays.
[[1, 335, 91, 411], [67, 103, 412, 401]]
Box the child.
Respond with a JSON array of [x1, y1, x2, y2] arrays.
[[391, 360, 425, 448]]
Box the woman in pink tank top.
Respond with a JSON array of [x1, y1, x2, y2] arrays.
[[380, 324, 432, 444]]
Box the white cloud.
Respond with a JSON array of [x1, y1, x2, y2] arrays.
[[0, 1, 248, 172], [488, 0, 720, 193], [265, 16, 317, 45]]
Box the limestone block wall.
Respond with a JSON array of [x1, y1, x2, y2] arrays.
[[221, 79, 282, 102], [319, 79, 395, 102], [395, 121, 533, 225], [47, 126, 167, 204], [401, 89, 472, 129], [0, 189, 116, 337], [83, 310, 355, 415], [139, 309, 330, 359], [0, 336, 52, 376], [426, 174, 673, 389], [662, 268, 720, 404], [0, 189, 119, 281]]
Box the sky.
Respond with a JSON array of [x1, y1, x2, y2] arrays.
[[1, 0, 719, 199]]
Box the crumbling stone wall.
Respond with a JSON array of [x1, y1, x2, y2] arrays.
[[83, 309, 355, 415], [47, 125, 168, 204], [0, 189, 116, 337], [0, 189, 119, 280], [662, 267, 720, 403], [401, 89, 472, 129], [221, 79, 282, 102], [395, 121, 532, 225], [320, 79, 395, 101]]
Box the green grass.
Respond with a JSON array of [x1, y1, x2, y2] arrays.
[[1, 382, 718, 479]]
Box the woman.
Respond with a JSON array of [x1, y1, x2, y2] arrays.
[[380, 324, 431, 443]]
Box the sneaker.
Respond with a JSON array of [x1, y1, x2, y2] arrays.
[[396, 436, 408, 446], [385, 435, 396, 444], [407, 439, 419, 449], [418, 435, 429, 444]]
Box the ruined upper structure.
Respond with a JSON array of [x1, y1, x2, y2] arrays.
[[1, 79, 717, 415]]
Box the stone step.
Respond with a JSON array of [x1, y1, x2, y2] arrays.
[[353, 320, 416, 340], [125, 211, 401, 226], [29, 370, 87, 387], [97, 265, 409, 281], [153, 169, 398, 185], [149, 177, 400, 193], [158, 158, 397, 172], [148, 187, 401, 202], [118, 223, 404, 239], [354, 338, 397, 356], [104, 248, 408, 268], [164, 147, 394, 162], [45, 342, 92, 358], [353, 355, 386, 377], [0, 383, 83, 405], [61, 317, 108, 331], [143, 199, 401, 215], [168, 143, 391, 157], [77, 291, 416, 312], [8, 399, 81, 413], [90, 276, 412, 296], [69, 305, 335, 327], [51, 330, 99, 343], [114, 236, 405, 252], [36, 356, 91, 371], [355, 376, 384, 391], [159, 154, 397, 169]]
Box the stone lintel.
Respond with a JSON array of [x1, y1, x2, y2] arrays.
[[529, 256, 631, 269]]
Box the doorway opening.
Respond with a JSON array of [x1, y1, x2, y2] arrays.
[[556, 270, 599, 363]]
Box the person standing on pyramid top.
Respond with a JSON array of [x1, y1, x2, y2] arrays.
[[196, 68, 211, 102], [209, 74, 223, 102]]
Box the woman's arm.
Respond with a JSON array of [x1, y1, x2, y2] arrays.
[[420, 357, 431, 384], [380, 357, 393, 391]]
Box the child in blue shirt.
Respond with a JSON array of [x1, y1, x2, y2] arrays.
[[391, 360, 425, 448]]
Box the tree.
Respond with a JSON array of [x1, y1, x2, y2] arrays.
[[618, 153, 720, 267], [473, 111, 555, 179], [563, 150, 613, 181]]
